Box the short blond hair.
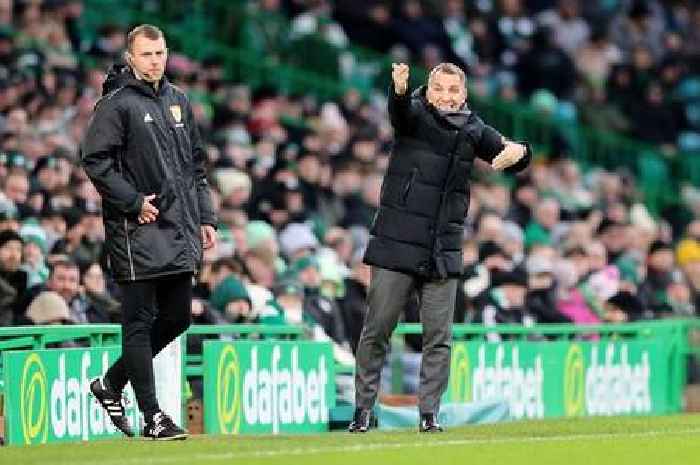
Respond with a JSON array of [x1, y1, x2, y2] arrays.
[[127, 24, 164, 51], [428, 63, 466, 84]]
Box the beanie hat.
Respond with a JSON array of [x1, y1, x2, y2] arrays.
[[210, 275, 251, 312], [20, 221, 47, 254], [290, 255, 319, 274], [279, 222, 319, 258], [273, 278, 304, 298], [26, 291, 72, 324], [246, 220, 276, 250], [479, 240, 507, 262], [490, 268, 528, 287]]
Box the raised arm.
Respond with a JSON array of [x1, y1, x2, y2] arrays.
[[388, 62, 413, 132]]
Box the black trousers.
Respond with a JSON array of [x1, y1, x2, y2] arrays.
[[105, 272, 192, 418]]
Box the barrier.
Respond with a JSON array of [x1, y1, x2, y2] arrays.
[[393, 320, 688, 416], [2, 346, 138, 446], [201, 340, 335, 435], [1, 320, 697, 444]]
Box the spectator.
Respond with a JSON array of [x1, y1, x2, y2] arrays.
[[391, 0, 452, 60], [516, 26, 577, 98], [19, 220, 49, 286], [479, 268, 533, 341], [338, 259, 369, 353], [30, 259, 110, 324], [239, 0, 289, 62], [524, 197, 560, 248], [609, 0, 666, 63], [81, 261, 120, 323], [537, 0, 590, 57], [638, 240, 675, 316], [0, 229, 26, 325], [210, 274, 254, 323], [525, 254, 571, 323]]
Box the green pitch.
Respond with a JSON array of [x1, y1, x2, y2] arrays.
[[3, 415, 700, 465]]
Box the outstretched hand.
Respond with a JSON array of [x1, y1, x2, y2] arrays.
[[492, 143, 526, 171]]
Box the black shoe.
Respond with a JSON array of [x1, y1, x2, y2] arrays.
[[348, 408, 375, 433], [89, 377, 134, 437], [419, 413, 443, 433], [143, 411, 188, 440]]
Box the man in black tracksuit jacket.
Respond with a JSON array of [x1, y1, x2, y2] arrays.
[[350, 63, 531, 433], [81, 25, 216, 440]]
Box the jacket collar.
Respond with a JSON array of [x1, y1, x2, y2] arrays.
[[413, 85, 472, 128], [101, 63, 170, 98]]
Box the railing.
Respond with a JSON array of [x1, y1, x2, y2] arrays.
[[181, 324, 304, 378], [1, 320, 699, 425], [0, 324, 121, 394], [392, 319, 693, 412]]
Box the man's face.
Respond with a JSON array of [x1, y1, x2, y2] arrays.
[[0, 239, 22, 271], [128, 34, 167, 83], [48, 265, 80, 302], [4, 174, 28, 204], [648, 249, 674, 273], [426, 71, 466, 111], [536, 200, 560, 229], [299, 265, 321, 288], [501, 284, 526, 307]]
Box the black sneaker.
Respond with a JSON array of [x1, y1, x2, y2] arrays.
[[89, 377, 134, 437], [143, 411, 188, 441], [348, 408, 375, 433], [419, 413, 443, 433]]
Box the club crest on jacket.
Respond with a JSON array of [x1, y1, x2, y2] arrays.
[[170, 105, 181, 123]]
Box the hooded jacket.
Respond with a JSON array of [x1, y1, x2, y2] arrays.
[[81, 64, 216, 282], [363, 84, 530, 279]]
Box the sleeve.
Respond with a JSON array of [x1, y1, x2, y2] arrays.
[[80, 101, 143, 216], [187, 100, 218, 228], [387, 82, 413, 132], [475, 119, 532, 173], [475, 122, 505, 164]]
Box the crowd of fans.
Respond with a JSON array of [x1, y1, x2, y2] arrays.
[[1, 0, 700, 394], [236, 0, 700, 152]]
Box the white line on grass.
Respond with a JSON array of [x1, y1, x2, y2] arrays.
[[39, 427, 700, 465]]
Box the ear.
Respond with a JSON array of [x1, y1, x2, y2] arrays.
[[123, 50, 132, 66]]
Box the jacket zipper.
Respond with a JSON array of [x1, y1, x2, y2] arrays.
[[432, 131, 462, 278], [402, 168, 418, 204], [124, 218, 135, 280], [156, 97, 198, 270]]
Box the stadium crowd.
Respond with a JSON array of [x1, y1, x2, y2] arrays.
[[237, 0, 700, 151], [0, 0, 700, 392]]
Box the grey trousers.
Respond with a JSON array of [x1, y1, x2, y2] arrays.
[[354, 266, 457, 414]]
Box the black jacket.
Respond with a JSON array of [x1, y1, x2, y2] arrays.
[[363, 84, 530, 279], [81, 65, 216, 282]]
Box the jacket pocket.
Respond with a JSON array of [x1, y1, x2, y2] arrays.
[[401, 168, 418, 205]]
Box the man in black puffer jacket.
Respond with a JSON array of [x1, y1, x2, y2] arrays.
[[81, 25, 216, 440], [350, 62, 531, 433]]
